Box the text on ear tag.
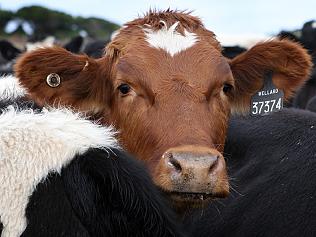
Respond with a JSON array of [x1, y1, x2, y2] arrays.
[[46, 73, 61, 88], [250, 72, 284, 116]]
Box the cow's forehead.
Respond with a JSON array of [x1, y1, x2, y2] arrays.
[[116, 43, 226, 76], [106, 10, 221, 59]]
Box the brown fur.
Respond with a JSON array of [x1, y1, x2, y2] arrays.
[[14, 10, 312, 208]]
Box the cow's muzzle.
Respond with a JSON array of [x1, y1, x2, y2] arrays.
[[154, 145, 229, 205]]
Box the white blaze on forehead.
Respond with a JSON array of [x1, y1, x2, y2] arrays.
[[144, 21, 198, 56]]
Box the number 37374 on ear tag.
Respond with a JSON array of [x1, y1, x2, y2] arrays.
[[250, 72, 284, 116]]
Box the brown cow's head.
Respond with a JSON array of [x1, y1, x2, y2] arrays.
[[14, 10, 312, 208]]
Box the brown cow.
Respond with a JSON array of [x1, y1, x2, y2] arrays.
[[14, 10, 312, 209]]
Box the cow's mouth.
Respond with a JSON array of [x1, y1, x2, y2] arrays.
[[163, 191, 222, 211], [163, 190, 229, 207], [168, 191, 215, 201]]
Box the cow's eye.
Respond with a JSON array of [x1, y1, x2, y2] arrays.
[[118, 84, 131, 95], [223, 83, 233, 94]]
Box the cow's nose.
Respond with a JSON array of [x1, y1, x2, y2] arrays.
[[156, 145, 228, 198], [164, 150, 219, 175]]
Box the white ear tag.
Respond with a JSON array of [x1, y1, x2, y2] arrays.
[[250, 71, 284, 116]]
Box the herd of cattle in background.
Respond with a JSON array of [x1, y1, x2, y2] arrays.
[[1, 10, 316, 237], [0, 35, 107, 75]]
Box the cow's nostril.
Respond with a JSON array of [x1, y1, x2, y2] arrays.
[[168, 155, 182, 173], [209, 155, 219, 173]]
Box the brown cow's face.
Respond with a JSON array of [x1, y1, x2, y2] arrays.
[[107, 41, 232, 205], [15, 10, 312, 208]]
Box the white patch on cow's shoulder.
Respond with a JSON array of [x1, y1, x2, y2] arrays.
[[144, 21, 198, 56], [0, 107, 118, 237], [0, 75, 26, 100], [312, 21, 316, 29]]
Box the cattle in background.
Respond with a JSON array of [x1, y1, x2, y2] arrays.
[[185, 108, 316, 237], [62, 35, 84, 54], [306, 94, 316, 112], [301, 20, 316, 58], [83, 39, 109, 58], [222, 46, 246, 59], [0, 40, 22, 63], [14, 10, 312, 210], [25, 35, 84, 53], [292, 21, 316, 109], [0, 40, 22, 76], [0, 36, 84, 76], [0, 76, 184, 237], [277, 20, 316, 109], [25, 36, 56, 52], [277, 30, 301, 43], [293, 69, 316, 108]]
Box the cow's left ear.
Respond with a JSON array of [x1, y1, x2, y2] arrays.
[[14, 46, 111, 113], [229, 39, 312, 114]]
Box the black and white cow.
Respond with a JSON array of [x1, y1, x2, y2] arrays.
[[0, 76, 185, 237], [184, 109, 316, 237]]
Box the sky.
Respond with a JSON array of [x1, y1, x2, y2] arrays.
[[1, 0, 315, 45]]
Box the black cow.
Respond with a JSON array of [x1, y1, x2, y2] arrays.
[[301, 20, 316, 58], [222, 46, 247, 59], [292, 21, 316, 109], [306, 94, 316, 112], [279, 20, 316, 109], [277, 30, 301, 43], [0, 76, 185, 237], [293, 69, 316, 109], [185, 109, 316, 237], [0, 40, 22, 76], [0, 40, 22, 63], [82, 39, 109, 58], [63, 35, 84, 54]]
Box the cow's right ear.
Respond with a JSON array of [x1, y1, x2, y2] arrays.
[[14, 47, 111, 113]]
